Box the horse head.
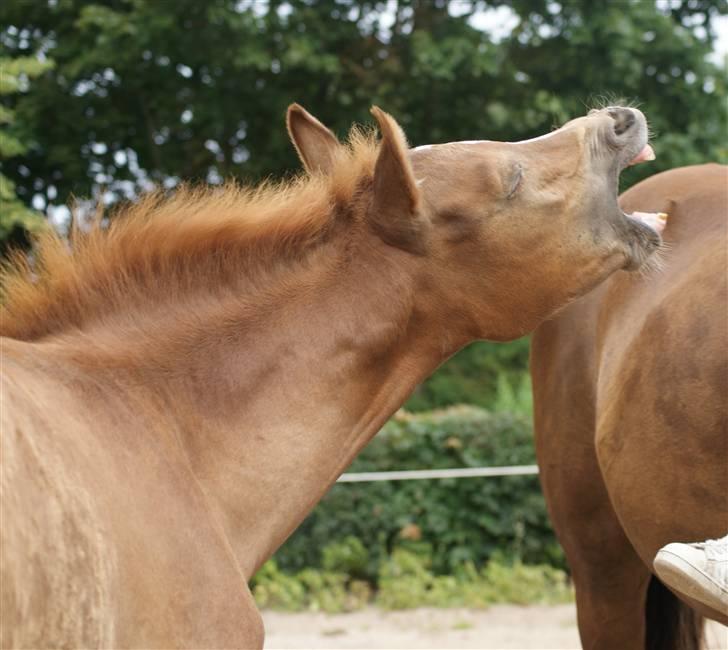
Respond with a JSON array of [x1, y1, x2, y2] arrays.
[[288, 103, 662, 341]]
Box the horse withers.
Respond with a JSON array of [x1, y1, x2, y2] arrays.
[[531, 164, 728, 650], [2, 105, 661, 648]]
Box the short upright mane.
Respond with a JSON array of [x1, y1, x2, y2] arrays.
[[1, 129, 379, 341]]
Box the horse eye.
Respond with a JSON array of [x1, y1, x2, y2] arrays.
[[506, 164, 523, 199]]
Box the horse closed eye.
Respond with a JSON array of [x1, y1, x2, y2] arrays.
[[506, 164, 523, 199]]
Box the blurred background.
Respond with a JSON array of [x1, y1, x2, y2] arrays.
[[2, 0, 726, 623]]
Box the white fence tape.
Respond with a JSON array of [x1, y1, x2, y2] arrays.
[[337, 465, 539, 483]]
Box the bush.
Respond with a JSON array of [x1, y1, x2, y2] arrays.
[[405, 340, 531, 412], [321, 536, 369, 577], [376, 549, 572, 610], [252, 406, 568, 612], [251, 550, 572, 613], [272, 406, 564, 580], [252, 559, 371, 613], [251, 560, 307, 611]]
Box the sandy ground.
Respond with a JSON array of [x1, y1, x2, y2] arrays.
[[263, 605, 728, 649]]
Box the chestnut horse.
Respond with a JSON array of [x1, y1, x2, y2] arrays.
[[531, 164, 728, 650], [2, 105, 660, 648]]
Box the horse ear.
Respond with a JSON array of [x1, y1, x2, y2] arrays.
[[369, 106, 423, 253], [287, 104, 340, 174]]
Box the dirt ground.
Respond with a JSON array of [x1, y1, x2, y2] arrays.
[[262, 604, 728, 649]]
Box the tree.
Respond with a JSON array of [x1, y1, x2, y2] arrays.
[[1, 0, 725, 211], [0, 55, 53, 252]]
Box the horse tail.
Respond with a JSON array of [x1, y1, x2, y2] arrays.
[[645, 575, 703, 650]]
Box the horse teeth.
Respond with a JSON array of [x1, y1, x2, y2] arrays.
[[630, 211, 667, 235]]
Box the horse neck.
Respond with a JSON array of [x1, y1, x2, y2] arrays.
[[63, 237, 463, 578], [182, 245, 461, 577]]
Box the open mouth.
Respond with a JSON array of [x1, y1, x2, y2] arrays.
[[619, 143, 667, 236]]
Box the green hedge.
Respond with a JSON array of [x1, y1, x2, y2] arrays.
[[271, 406, 564, 581], [405, 339, 531, 412]]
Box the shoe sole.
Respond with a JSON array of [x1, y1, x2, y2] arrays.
[[654, 549, 728, 617]]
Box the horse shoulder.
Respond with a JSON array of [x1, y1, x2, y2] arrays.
[[1, 357, 118, 648], [1, 344, 264, 648]]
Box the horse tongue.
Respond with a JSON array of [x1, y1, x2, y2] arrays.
[[628, 144, 655, 166]]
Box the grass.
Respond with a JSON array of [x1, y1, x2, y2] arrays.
[[452, 620, 474, 630]]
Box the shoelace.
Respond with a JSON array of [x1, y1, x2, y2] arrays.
[[696, 535, 728, 586]]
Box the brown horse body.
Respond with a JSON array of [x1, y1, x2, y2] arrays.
[[2, 106, 661, 648], [531, 164, 728, 650]]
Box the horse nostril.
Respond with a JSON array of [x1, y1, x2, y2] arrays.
[[608, 108, 636, 136]]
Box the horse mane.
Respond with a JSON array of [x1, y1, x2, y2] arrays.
[[1, 128, 379, 341]]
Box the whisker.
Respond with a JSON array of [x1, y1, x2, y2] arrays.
[[637, 241, 672, 280]]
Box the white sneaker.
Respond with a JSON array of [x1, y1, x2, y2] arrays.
[[654, 535, 728, 617]]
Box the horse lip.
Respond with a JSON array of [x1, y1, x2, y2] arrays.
[[623, 210, 663, 241], [619, 209, 662, 272], [610, 121, 660, 249], [627, 144, 655, 166], [620, 124, 651, 171], [618, 134, 649, 172], [611, 169, 662, 264]]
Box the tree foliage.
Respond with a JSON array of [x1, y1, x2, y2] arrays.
[[2, 0, 725, 208], [0, 55, 53, 251]]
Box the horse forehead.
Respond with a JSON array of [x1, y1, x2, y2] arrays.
[[409, 141, 500, 170]]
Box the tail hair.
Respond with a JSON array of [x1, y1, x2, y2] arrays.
[[645, 575, 703, 650]]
